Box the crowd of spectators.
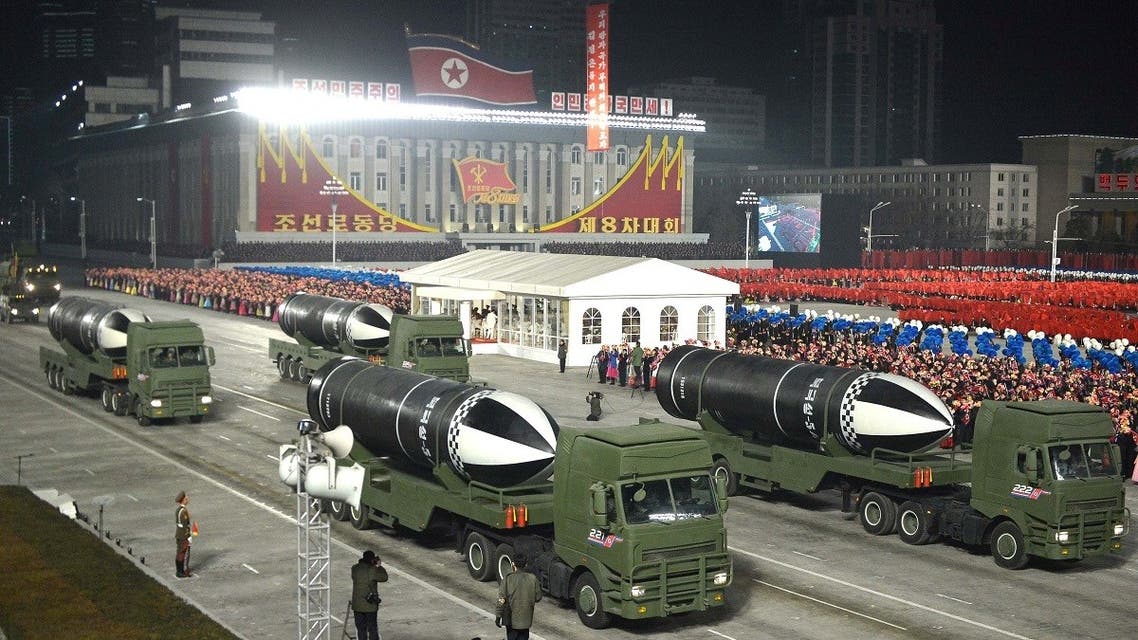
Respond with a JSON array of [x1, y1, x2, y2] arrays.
[[84, 266, 411, 318], [219, 240, 465, 264]]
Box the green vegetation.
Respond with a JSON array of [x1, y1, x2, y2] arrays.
[[0, 486, 238, 640]]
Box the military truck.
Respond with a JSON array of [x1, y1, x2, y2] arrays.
[[269, 292, 469, 383], [657, 345, 1129, 569], [281, 358, 731, 628], [0, 255, 61, 323], [39, 297, 215, 425]]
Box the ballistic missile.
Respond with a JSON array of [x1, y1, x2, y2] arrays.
[[48, 297, 150, 359], [307, 357, 559, 486], [277, 292, 393, 352], [655, 345, 953, 455]]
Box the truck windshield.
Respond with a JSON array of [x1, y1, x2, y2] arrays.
[[440, 337, 466, 356], [1049, 443, 1118, 480], [621, 475, 718, 524], [149, 346, 205, 368]]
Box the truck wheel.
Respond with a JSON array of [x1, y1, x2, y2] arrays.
[[990, 521, 1029, 569], [327, 500, 352, 521], [289, 359, 303, 381], [190, 415, 204, 424], [350, 504, 373, 530], [494, 543, 515, 582], [464, 532, 495, 581], [134, 399, 151, 426], [897, 501, 936, 545], [711, 456, 739, 496], [573, 571, 612, 629], [112, 393, 128, 416], [101, 388, 114, 412], [277, 356, 290, 379], [299, 365, 312, 384], [859, 492, 897, 536]]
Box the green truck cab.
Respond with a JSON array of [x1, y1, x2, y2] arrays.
[[1, 257, 61, 323], [697, 399, 1129, 569], [41, 318, 214, 426], [270, 314, 470, 383], [290, 419, 731, 629]]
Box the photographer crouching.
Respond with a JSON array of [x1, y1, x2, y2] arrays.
[[351, 549, 389, 640], [586, 390, 604, 421]]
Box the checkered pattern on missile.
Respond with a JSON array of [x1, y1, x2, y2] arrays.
[[838, 373, 876, 453], [447, 389, 494, 478]]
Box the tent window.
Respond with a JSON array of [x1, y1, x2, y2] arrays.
[[697, 305, 715, 342], [659, 306, 678, 343], [622, 307, 641, 344], [582, 308, 602, 344]]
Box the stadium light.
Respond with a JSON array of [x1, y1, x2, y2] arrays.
[[867, 201, 891, 258], [1050, 204, 1078, 283], [319, 178, 349, 263]]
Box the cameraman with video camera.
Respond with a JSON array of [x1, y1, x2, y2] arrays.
[[586, 390, 603, 421], [351, 549, 389, 640]]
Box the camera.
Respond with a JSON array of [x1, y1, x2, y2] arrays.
[[587, 390, 604, 400], [366, 592, 381, 605]]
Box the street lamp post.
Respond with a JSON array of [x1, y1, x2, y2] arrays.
[[136, 197, 156, 268], [70, 196, 86, 261], [867, 201, 891, 259], [319, 178, 348, 264], [1049, 204, 1078, 283], [736, 188, 760, 269]]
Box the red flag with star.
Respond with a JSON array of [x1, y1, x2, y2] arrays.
[[406, 32, 536, 105]]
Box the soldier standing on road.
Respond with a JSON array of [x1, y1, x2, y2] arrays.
[[174, 491, 193, 578], [351, 550, 389, 640], [496, 553, 541, 640], [557, 340, 568, 373]]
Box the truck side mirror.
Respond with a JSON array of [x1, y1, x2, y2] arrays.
[[206, 346, 216, 366], [714, 475, 729, 513], [589, 482, 610, 529]]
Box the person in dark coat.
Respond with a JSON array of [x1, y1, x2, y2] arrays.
[[1116, 424, 1137, 480], [617, 349, 629, 387], [557, 340, 567, 373], [174, 491, 193, 578], [351, 550, 389, 640], [596, 345, 609, 383], [496, 553, 541, 640]]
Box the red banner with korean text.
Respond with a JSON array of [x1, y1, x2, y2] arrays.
[[586, 3, 610, 151], [255, 123, 431, 232], [540, 135, 684, 233]]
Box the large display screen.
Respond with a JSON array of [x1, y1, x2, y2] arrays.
[[751, 193, 822, 254]]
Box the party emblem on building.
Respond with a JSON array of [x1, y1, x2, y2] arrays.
[[452, 157, 521, 205]]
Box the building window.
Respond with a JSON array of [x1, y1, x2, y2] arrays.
[[571, 177, 582, 195], [349, 138, 362, 158], [997, 188, 1004, 196], [375, 139, 387, 159], [697, 305, 715, 342], [545, 206, 553, 222], [582, 308, 602, 344], [659, 306, 678, 343], [424, 159, 432, 191], [616, 147, 627, 165], [997, 217, 1004, 227], [621, 307, 641, 343], [997, 203, 1004, 211], [376, 173, 387, 191], [425, 204, 434, 222], [593, 151, 604, 164], [571, 146, 582, 164], [322, 136, 335, 158], [449, 203, 457, 222], [399, 203, 407, 217], [1023, 173, 1030, 182], [1022, 188, 1029, 197], [349, 172, 361, 191], [1021, 217, 1029, 227], [522, 205, 530, 222], [498, 205, 506, 222], [399, 165, 406, 189], [593, 177, 604, 195], [997, 172, 1005, 181]]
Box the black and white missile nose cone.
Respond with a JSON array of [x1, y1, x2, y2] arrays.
[[345, 304, 393, 350], [448, 390, 558, 486], [97, 308, 149, 354], [837, 373, 954, 454]]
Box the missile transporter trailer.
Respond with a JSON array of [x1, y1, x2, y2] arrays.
[[281, 357, 732, 629], [1, 257, 61, 323], [268, 292, 470, 383], [39, 298, 215, 425], [657, 346, 1129, 569]]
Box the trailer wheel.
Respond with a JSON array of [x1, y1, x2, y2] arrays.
[[990, 521, 1029, 569], [101, 387, 114, 412], [350, 504, 373, 530], [859, 492, 897, 536], [711, 456, 739, 496], [299, 365, 312, 384], [493, 543, 515, 583], [464, 532, 495, 582], [277, 356, 290, 379], [897, 501, 936, 545], [573, 571, 612, 629], [289, 359, 303, 381], [326, 499, 351, 521]]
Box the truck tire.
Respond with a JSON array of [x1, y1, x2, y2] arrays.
[[573, 571, 612, 629], [101, 387, 114, 412], [277, 356, 290, 379], [326, 500, 351, 521], [494, 543, 515, 583], [897, 501, 936, 545], [711, 456, 739, 496], [299, 365, 312, 384], [134, 399, 151, 426], [990, 521, 1029, 569], [464, 532, 495, 582], [289, 359, 303, 381], [112, 392, 128, 416], [859, 491, 897, 536], [350, 504, 373, 530], [190, 415, 204, 424]]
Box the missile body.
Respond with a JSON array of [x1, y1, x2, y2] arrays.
[[308, 357, 559, 486], [48, 297, 150, 359], [277, 292, 393, 352], [655, 345, 953, 455]]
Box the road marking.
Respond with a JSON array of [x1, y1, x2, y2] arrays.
[[266, 454, 280, 462], [2, 376, 547, 640], [215, 383, 303, 415], [236, 405, 282, 421], [732, 547, 1034, 640], [792, 550, 824, 561], [217, 434, 232, 442], [125, 494, 139, 502], [242, 563, 260, 574], [84, 468, 94, 475], [937, 593, 974, 605], [707, 629, 739, 640], [755, 579, 906, 631], [226, 343, 263, 354], [49, 447, 58, 453]]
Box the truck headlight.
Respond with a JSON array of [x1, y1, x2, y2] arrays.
[[630, 585, 646, 598], [200, 395, 213, 404], [1115, 523, 1127, 536], [53, 283, 62, 291], [24, 283, 35, 292], [1054, 530, 1069, 543], [150, 399, 163, 408], [713, 571, 729, 586]]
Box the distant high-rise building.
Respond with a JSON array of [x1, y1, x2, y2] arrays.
[[628, 77, 766, 163], [35, 0, 98, 92], [789, 0, 942, 167], [96, 0, 156, 78], [466, 0, 588, 93]]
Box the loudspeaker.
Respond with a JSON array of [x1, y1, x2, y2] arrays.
[[304, 460, 365, 508], [316, 425, 355, 459]]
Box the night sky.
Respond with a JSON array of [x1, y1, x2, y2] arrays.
[[4, 0, 1136, 164]]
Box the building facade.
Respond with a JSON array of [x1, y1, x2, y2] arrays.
[[628, 77, 766, 163], [466, 0, 588, 93]]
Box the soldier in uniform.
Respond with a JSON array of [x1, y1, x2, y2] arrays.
[[174, 491, 193, 578]]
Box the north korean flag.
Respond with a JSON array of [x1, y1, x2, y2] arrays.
[[407, 33, 536, 105]]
